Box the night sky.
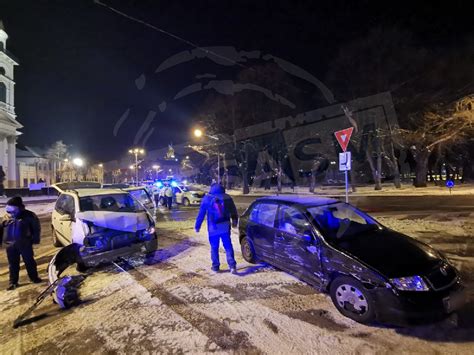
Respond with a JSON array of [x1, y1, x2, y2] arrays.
[[0, 0, 472, 162]]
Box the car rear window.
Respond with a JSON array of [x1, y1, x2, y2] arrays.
[[249, 203, 278, 228]]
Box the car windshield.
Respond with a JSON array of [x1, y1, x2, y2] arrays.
[[79, 193, 145, 213], [180, 186, 189, 192], [307, 203, 379, 241]]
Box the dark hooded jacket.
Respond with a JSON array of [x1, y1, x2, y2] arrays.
[[195, 184, 238, 236], [1, 209, 41, 246]]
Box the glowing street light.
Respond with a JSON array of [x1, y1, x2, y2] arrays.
[[129, 148, 145, 185], [192, 127, 221, 183], [72, 158, 84, 167]]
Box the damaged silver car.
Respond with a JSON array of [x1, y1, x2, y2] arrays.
[[50, 182, 157, 272]]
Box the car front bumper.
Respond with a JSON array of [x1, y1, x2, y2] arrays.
[[80, 236, 158, 267], [372, 280, 466, 325]]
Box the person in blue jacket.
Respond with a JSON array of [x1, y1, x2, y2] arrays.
[[195, 183, 238, 274]]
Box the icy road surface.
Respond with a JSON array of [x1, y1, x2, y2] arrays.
[[0, 206, 473, 354]]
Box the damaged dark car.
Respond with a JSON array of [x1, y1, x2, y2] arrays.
[[239, 196, 466, 325]]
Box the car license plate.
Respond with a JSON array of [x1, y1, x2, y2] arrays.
[[443, 289, 466, 313]]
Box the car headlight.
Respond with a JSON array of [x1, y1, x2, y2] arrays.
[[389, 276, 429, 291], [145, 226, 155, 235]]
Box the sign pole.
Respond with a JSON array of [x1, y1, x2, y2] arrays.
[[345, 169, 348, 203], [335, 127, 354, 204]]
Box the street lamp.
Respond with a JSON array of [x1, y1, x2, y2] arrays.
[[193, 127, 221, 183], [128, 148, 145, 185], [72, 158, 84, 167], [152, 164, 160, 179]]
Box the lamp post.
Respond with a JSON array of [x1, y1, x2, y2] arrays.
[[193, 128, 221, 184], [128, 148, 145, 185], [72, 157, 84, 181], [152, 164, 160, 179]]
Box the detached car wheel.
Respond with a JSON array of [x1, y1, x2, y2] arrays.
[[52, 228, 63, 247], [241, 236, 258, 264], [329, 276, 375, 324], [159, 197, 166, 206], [182, 197, 190, 206]]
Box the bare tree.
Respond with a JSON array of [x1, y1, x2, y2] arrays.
[[400, 95, 473, 187], [46, 140, 69, 183]]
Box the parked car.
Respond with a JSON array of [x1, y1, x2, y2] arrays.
[[238, 196, 465, 324], [158, 184, 205, 206], [51, 182, 157, 267]]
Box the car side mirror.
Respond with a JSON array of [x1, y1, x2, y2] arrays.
[[59, 214, 72, 222]]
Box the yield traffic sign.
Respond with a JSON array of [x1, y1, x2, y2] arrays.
[[334, 127, 354, 152]]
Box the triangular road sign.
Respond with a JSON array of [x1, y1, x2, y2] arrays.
[[334, 127, 354, 152]]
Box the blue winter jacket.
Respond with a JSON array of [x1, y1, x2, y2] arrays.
[[195, 184, 238, 236]]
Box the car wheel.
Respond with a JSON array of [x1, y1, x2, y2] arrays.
[[52, 227, 63, 247], [182, 197, 190, 206], [76, 262, 88, 273], [159, 197, 166, 206], [241, 236, 258, 264], [329, 276, 375, 324], [144, 238, 158, 254]]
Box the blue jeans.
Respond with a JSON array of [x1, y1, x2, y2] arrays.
[[209, 232, 236, 269]]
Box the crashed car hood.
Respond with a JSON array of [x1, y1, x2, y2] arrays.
[[333, 228, 442, 278], [76, 211, 149, 232]]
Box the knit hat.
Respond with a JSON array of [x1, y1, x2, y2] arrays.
[[6, 196, 25, 209]]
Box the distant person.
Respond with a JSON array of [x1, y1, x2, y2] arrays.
[[195, 183, 238, 274], [0, 166, 6, 198], [163, 184, 174, 210], [1, 196, 43, 290]]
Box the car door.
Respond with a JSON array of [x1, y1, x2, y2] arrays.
[[247, 202, 279, 261], [60, 194, 76, 244], [52, 194, 75, 244], [174, 186, 183, 204], [274, 205, 323, 286]]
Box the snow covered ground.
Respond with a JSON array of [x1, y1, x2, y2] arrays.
[[0, 211, 473, 354], [225, 182, 474, 197]]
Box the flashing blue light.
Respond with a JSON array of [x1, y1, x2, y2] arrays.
[[171, 181, 178, 187], [446, 180, 454, 188], [155, 181, 163, 188]]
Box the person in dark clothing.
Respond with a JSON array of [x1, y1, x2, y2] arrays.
[[195, 183, 238, 274], [0, 166, 5, 197], [1, 196, 43, 290]]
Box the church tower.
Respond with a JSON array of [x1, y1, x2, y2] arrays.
[[0, 20, 23, 187]]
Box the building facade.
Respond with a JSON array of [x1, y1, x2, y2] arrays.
[[0, 20, 22, 187]]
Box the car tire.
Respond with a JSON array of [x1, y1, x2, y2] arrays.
[[52, 227, 63, 247], [144, 238, 158, 254], [182, 198, 190, 206], [329, 276, 375, 324], [241, 236, 258, 264], [159, 197, 166, 206], [76, 262, 88, 273]]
